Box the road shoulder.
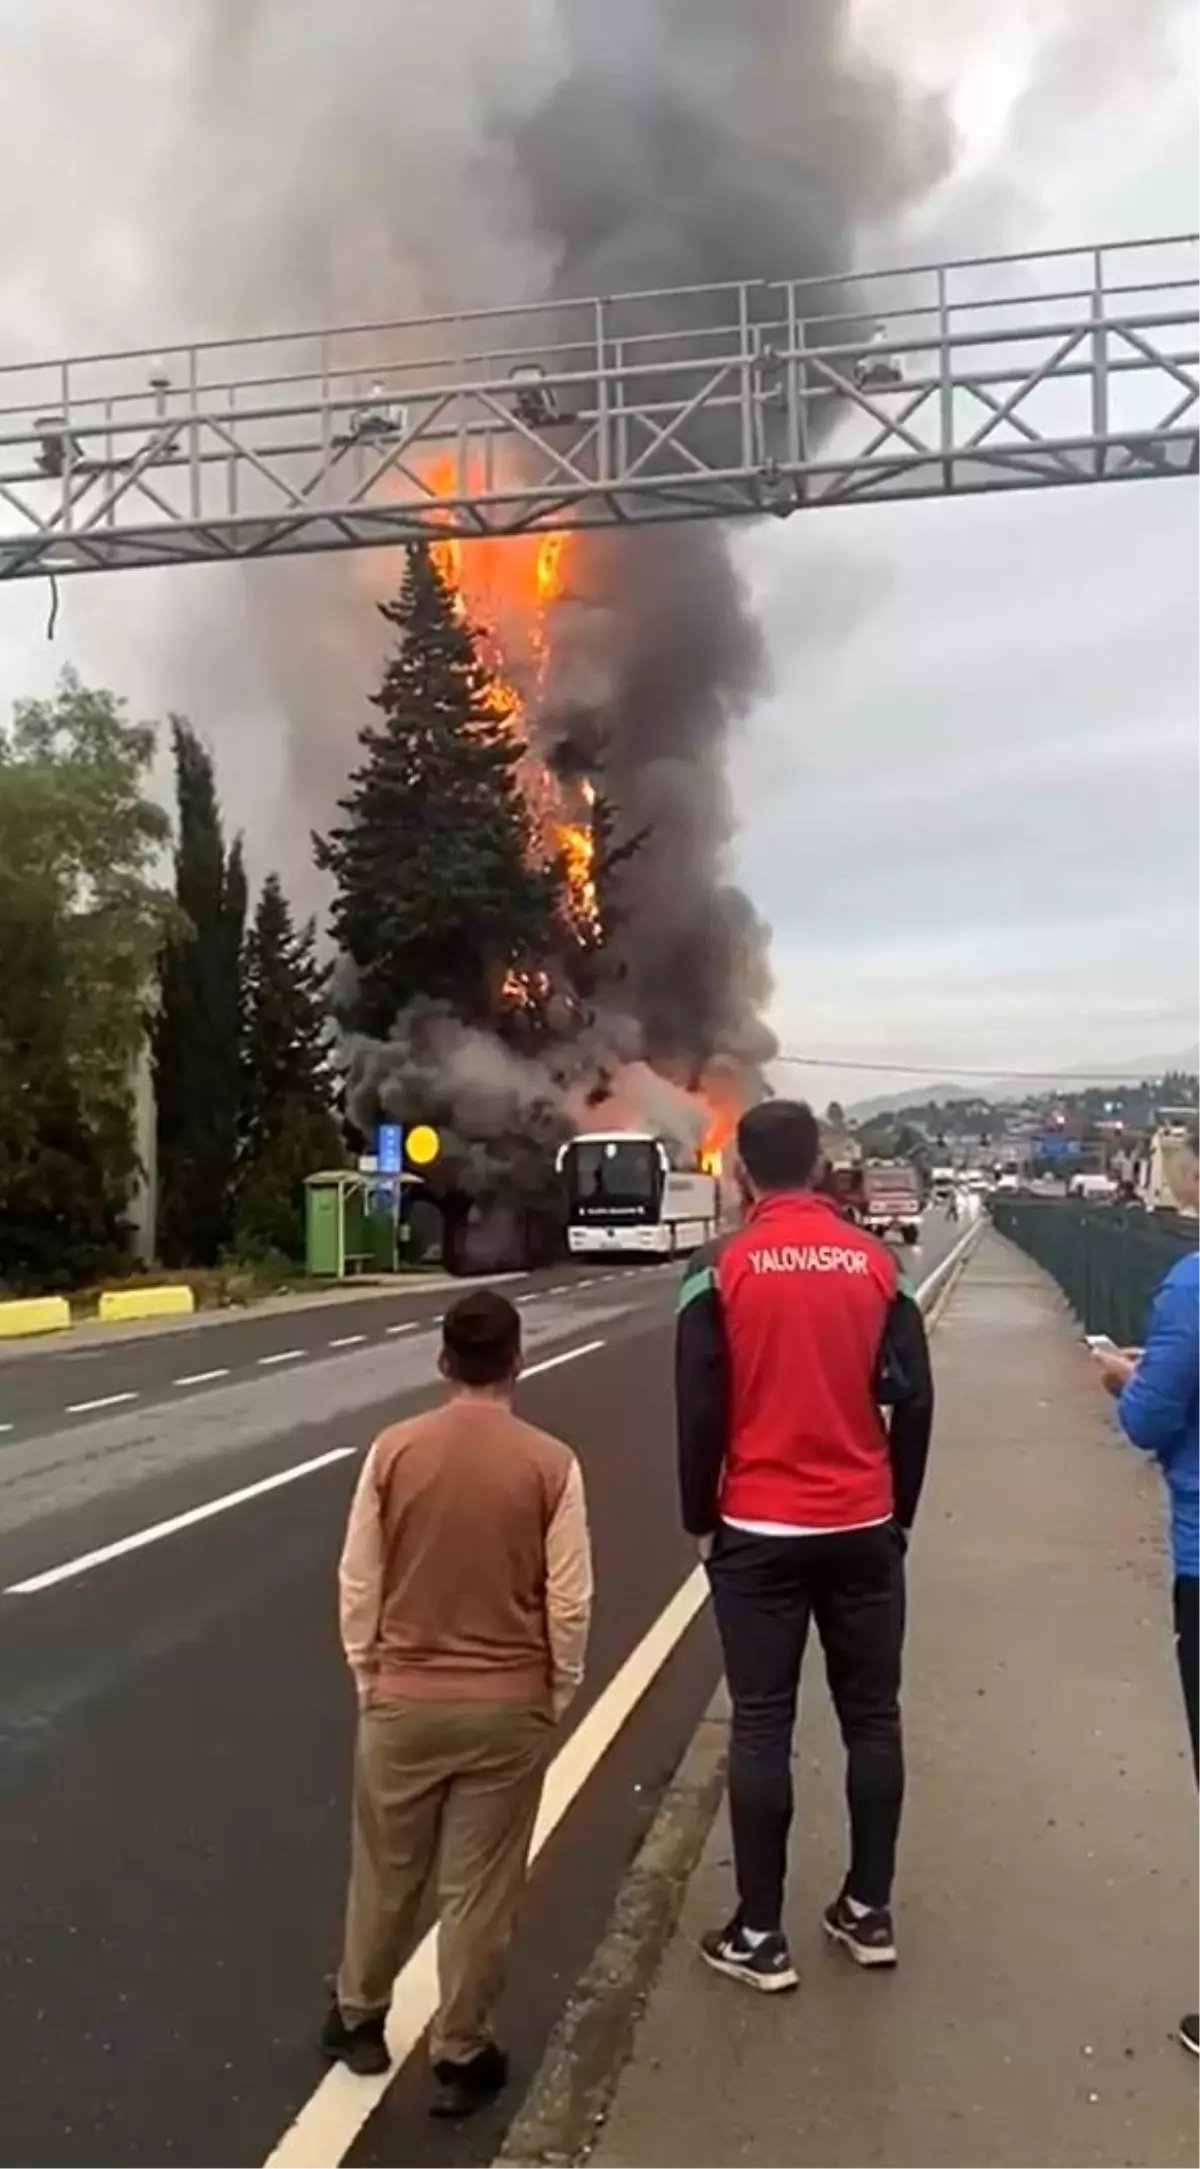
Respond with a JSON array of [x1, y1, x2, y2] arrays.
[[499, 1219, 982, 2166], [503, 1231, 1198, 2169]]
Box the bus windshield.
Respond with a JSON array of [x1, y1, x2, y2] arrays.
[[565, 1139, 662, 1218]]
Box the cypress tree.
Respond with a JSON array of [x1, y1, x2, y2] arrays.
[[154, 720, 246, 1265], [235, 874, 343, 1259]]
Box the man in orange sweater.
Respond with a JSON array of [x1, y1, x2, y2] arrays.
[[320, 1290, 593, 2118]]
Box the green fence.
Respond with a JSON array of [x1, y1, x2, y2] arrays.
[[991, 1199, 1196, 1345]]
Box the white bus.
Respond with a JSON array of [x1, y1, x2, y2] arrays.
[[556, 1132, 722, 1260]]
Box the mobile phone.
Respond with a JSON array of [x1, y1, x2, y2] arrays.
[[1084, 1333, 1119, 1358]]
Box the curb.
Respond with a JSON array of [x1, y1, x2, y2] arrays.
[[0, 1269, 521, 1360], [497, 1221, 984, 2168], [498, 1691, 729, 2169]]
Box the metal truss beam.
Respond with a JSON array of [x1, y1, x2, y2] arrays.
[[0, 232, 1194, 580]]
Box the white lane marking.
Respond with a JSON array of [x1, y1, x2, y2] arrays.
[[385, 1321, 419, 1337], [0, 1423, 12, 1435], [65, 1391, 139, 1416], [257, 1349, 304, 1368], [173, 1368, 230, 1388], [262, 1230, 974, 2166], [262, 1562, 709, 2169], [327, 1334, 367, 1350], [5, 1446, 357, 1597], [520, 1339, 605, 1382]]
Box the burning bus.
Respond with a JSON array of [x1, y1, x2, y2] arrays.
[[556, 1132, 724, 1262]]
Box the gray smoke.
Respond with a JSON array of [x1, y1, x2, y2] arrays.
[[2, 1, 954, 1184], [499, 0, 951, 1083], [182, 0, 952, 1165]]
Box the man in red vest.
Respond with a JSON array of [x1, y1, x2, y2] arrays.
[[675, 1099, 934, 1991]]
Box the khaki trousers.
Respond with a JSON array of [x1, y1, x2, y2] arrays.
[[336, 1698, 552, 2065]]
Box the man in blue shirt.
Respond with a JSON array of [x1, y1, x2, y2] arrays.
[[1099, 1129, 1198, 2059]]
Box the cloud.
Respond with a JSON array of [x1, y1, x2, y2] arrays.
[[731, 13, 1198, 1086]]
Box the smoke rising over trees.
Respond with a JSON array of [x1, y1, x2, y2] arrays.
[[161, 0, 959, 1098]]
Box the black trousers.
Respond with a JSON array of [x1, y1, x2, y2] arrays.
[[1174, 1575, 1198, 1781], [708, 1521, 906, 1930]]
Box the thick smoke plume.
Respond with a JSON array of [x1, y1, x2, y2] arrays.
[[168, 0, 953, 1173]]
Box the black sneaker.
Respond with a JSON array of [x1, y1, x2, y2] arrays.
[[1179, 2013, 1199, 2058], [699, 1918, 799, 1993], [823, 1890, 898, 1968], [319, 1996, 390, 2076], [429, 2041, 509, 2119]]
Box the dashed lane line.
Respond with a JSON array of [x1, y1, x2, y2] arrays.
[[1, 1273, 651, 1434], [4, 1446, 358, 1597], [519, 1339, 606, 1383], [5, 1340, 609, 1601]]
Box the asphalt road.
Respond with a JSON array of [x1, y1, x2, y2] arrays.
[[0, 1215, 962, 2168], [0, 1263, 618, 1438]]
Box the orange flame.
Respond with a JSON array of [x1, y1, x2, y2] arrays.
[[694, 1062, 749, 1177], [556, 779, 600, 937], [419, 462, 599, 941]]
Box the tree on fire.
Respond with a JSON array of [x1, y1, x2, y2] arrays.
[[315, 544, 563, 1045]]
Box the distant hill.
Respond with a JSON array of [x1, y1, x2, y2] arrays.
[[846, 1084, 982, 1122], [846, 1050, 1199, 1126]]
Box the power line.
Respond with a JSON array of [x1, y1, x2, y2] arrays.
[[770, 1051, 1193, 1087]]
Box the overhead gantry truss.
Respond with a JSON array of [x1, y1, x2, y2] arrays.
[[0, 231, 1194, 579]]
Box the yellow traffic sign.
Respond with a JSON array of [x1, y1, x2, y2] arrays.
[[406, 1124, 441, 1168]]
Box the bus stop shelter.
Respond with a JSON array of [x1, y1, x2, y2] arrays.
[[303, 1170, 420, 1279]]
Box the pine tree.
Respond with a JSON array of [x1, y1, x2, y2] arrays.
[[314, 544, 561, 1041], [234, 874, 343, 1259], [154, 720, 246, 1265]]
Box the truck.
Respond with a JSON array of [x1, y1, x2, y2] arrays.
[[860, 1160, 923, 1244]]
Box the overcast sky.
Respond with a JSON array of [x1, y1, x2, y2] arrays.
[[0, 1, 1196, 1113], [739, 0, 1199, 1106]]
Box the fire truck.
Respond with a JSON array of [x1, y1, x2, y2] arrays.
[[860, 1160, 923, 1245]]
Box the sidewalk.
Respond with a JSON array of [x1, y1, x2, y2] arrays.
[[557, 1234, 1197, 2168]]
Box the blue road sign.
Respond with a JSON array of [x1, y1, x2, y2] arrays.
[[376, 1122, 402, 1174]]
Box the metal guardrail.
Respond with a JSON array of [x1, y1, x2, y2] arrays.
[[991, 1199, 1195, 1344], [915, 1218, 984, 1313]]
